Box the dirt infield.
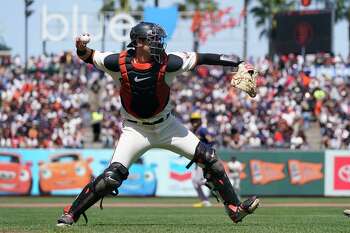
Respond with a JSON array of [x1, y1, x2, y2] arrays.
[[0, 202, 346, 208]]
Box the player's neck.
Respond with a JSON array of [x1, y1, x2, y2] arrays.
[[134, 50, 152, 63]]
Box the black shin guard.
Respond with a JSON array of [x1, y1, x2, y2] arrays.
[[69, 182, 101, 222], [67, 162, 129, 222], [192, 142, 240, 206]]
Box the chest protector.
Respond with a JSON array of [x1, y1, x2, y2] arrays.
[[119, 50, 170, 119]]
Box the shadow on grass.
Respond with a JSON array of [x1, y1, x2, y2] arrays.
[[89, 222, 261, 227]]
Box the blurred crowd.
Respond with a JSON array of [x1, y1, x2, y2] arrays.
[[174, 53, 349, 150], [0, 52, 123, 148], [0, 51, 349, 150]]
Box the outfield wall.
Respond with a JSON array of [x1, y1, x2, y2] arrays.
[[0, 148, 349, 196], [220, 150, 325, 196]]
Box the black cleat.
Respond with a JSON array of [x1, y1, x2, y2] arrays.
[[225, 196, 260, 223], [57, 213, 74, 227]]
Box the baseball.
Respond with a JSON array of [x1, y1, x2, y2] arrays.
[[80, 34, 90, 44]]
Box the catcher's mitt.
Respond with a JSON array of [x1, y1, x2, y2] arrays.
[[230, 62, 258, 98]]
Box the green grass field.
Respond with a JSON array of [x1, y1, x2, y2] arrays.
[[0, 197, 349, 233]]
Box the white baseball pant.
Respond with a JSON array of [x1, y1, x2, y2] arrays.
[[110, 114, 200, 168]]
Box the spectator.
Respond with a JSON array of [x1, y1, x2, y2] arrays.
[[0, 52, 348, 149], [226, 156, 243, 201]]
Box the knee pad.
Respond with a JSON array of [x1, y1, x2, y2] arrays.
[[193, 142, 216, 165], [193, 142, 224, 173], [104, 162, 129, 187], [94, 162, 129, 195]]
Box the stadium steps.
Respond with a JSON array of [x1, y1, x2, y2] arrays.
[[304, 121, 322, 150], [83, 127, 103, 148]]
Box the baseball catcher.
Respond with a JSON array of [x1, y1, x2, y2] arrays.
[[57, 22, 259, 227]]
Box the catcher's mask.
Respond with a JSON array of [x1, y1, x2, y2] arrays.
[[127, 22, 167, 64]]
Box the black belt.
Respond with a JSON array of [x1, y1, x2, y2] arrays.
[[127, 113, 170, 125]]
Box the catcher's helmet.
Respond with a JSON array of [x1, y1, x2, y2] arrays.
[[127, 22, 167, 64]]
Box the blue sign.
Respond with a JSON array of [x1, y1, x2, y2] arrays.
[[143, 7, 178, 41]]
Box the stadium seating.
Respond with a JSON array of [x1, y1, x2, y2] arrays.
[[0, 52, 349, 150]]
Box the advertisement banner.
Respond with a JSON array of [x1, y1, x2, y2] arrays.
[[325, 150, 350, 196], [142, 150, 207, 197], [0, 149, 163, 196], [0, 148, 328, 196], [0, 149, 111, 196], [0, 148, 203, 197], [219, 150, 324, 196]]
